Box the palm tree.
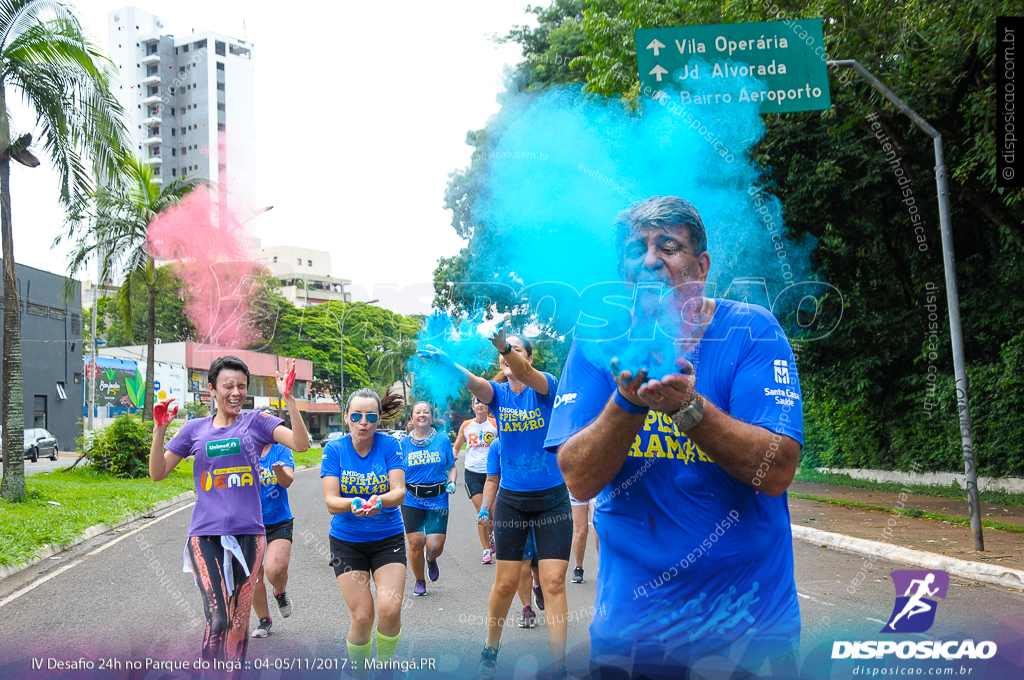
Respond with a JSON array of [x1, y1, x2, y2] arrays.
[[371, 334, 417, 408], [65, 155, 201, 422], [1, 0, 126, 501]]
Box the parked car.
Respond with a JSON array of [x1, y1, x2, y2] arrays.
[[322, 431, 344, 446], [23, 428, 59, 462]]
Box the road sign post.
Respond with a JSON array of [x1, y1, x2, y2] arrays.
[[635, 19, 831, 114]]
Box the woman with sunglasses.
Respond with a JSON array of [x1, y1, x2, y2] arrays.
[[149, 355, 309, 669], [321, 387, 407, 675], [400, 401, 456, 596], [419, 323, 571, 680], [454, 396, 498, 564]]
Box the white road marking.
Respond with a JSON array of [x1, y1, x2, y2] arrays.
[[0, 502, 194, 610], [796, 592, 836, 606]]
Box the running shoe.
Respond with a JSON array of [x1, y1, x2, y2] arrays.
[[414, 579, 427, 596], [518, 605, 537, 629], [251, 617, 272, 638], [553, 664, 569, 680], [479, 645, 499, 679], [533, 583, 545, 611], [571, 567, 584, 584], [274, 591, 294, 617], [481, 548, 493, 565], [428, 559, 440, 582]]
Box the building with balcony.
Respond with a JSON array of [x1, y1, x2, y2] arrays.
[[107, 7, 256, 216], [251, 240, 352, 306]]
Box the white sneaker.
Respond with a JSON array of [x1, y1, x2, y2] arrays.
[[251, 618, 271, 638], [482, 548, 493, 564]]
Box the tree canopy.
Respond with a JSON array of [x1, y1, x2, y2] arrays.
[[435, 0, 1024, 475]]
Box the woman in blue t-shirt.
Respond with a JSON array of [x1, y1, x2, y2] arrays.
[[400, 401, 456, 597], [320, 387, 407, 674], [251, 439, 296, 638], [420, 323, 571, 680]]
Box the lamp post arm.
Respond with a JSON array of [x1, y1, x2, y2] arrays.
[[826, 59, 982, 552]]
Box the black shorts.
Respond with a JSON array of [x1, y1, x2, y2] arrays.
[[329, 532, 407, 576], [493, 484, 572, 562], [400, 505, 449, 535], [265, 518, 294, 544], [464, 470, 487, 499]]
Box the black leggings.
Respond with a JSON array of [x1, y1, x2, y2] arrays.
[[186, 535, 266, 664], [493, 484, 573, 561]]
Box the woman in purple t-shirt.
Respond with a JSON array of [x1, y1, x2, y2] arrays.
[[149, 355, 310, 668]]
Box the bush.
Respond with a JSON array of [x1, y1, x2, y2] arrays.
[[801, 328, 1024, 476], [84, 415, 177, 479], [183, 401, 208, 419]]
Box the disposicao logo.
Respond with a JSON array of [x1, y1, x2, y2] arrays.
[[831, 569, 997, 660]]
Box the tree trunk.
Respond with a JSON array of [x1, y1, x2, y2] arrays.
[[142, 258, 156, 422], [0, 81, 26, 501]]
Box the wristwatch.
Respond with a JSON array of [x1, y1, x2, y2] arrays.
[[671, 392, 705, 431], [499, 342, 513, 356]]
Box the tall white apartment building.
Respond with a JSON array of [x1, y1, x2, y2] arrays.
[[107, 7, 256, 217]]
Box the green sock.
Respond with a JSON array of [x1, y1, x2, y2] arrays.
[[347, 639, 372, 677], [374, 627, 401, 662]]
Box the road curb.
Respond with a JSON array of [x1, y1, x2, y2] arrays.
[[0, 490, 198, 583], [0, 462, 317, 583], [791, 524, 1024, 590]]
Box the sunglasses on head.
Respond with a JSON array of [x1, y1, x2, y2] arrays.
[[349, 413, 379, 423]]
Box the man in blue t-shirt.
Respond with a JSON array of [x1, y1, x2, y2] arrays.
[[545, 196, 804, 680]]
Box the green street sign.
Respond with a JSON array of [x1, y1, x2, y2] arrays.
[[635, 19, 832, 114]]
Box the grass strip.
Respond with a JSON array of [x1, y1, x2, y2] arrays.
[[0, 447, 326, 569], [795, 468, 1024, 508], [294, 447, 323, 469], [789, 492, 1024, 536], [0, 462, 196, 568]]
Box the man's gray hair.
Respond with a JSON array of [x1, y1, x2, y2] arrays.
[[615, 196, 708, 256]]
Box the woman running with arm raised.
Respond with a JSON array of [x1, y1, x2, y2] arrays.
[[421, 323, 571, 680], [149, 355, 309, 670]]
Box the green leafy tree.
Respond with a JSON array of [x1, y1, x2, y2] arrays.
[[258, 299, 422, 406], [62, 155, 202, 423], [437, 0, 1024, 474], [84, 267, 196, 347], [0, 0, 127, 501]]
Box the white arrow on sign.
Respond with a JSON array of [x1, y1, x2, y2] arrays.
[[649, 64, 668, 81], [646, 39, 665, 56]]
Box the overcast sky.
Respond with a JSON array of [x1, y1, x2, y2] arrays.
[[10, 0, 532, 314]]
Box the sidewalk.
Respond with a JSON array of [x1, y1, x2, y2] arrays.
[[0, 450, 81, 477], [788, 481, 1024, 569]]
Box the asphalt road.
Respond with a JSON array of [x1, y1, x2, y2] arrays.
[[1, 459, 1022, 680]]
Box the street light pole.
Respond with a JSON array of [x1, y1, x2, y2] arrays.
[[324, 299, 378, 432], [828, 60, 983, 551]]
